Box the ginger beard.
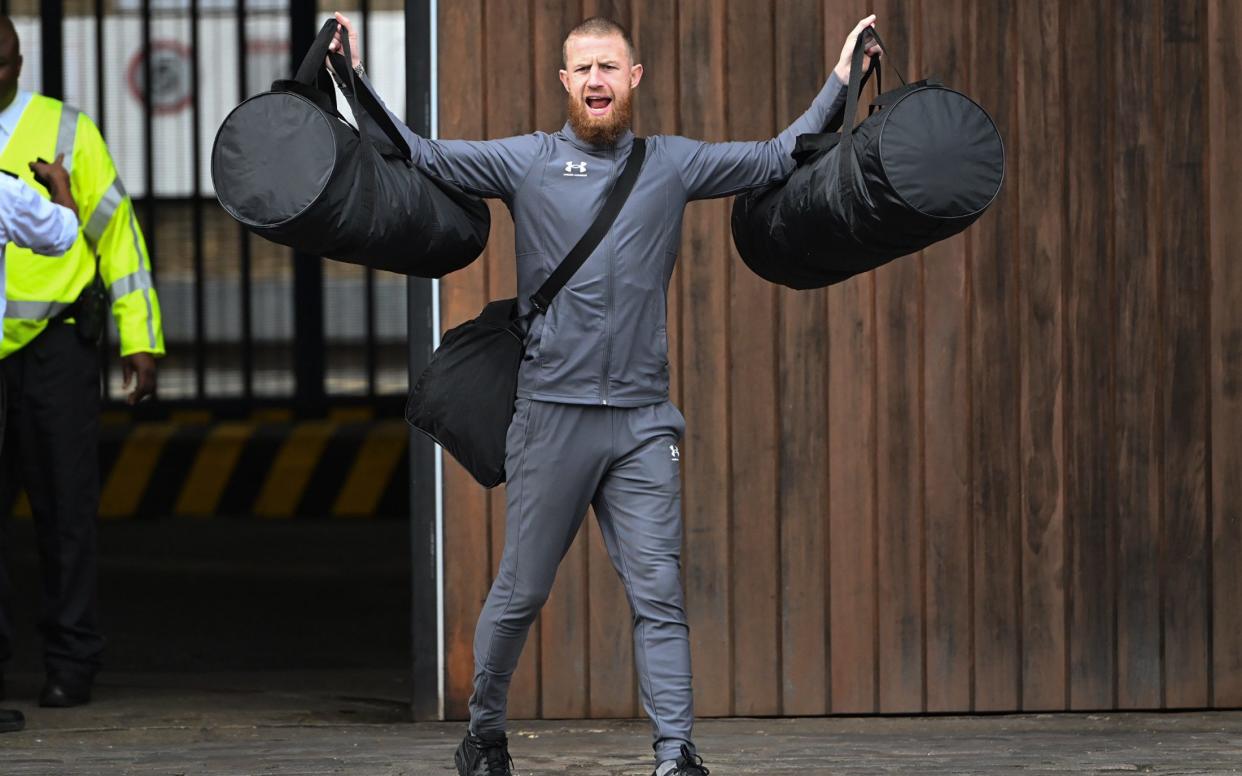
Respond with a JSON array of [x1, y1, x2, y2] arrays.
[[566, 84, 633, 146]]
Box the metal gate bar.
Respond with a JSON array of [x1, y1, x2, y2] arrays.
[[190, 0, 205, 399], [360, 0, 376, 399], [290, 0, 324, 408], [140, 0, 155, 286], [32, 0, 409, 412], [404, 0, 438, 720], [94, 0, 112, 399], [38, 0, 60, 96], [237, 0, 254, 400]]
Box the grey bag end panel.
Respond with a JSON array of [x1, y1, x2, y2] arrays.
[[731, 27, 1004, 291], [210, 19, 490, 279], [866, 88, 1005, 220], [212, 92, 338, 227]]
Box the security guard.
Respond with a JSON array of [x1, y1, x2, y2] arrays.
[[0, 15, 163, 708], [0, 157, 80, 733]]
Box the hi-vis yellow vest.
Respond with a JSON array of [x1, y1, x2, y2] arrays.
[[1, 94, 164, 358]]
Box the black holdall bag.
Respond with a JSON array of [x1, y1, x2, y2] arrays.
[[407, 138, 648, 489], [732, 27, 1005, 290], [211, 19, 489, 277]]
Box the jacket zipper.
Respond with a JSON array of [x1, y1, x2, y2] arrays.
[[600, 146, 618, 405]]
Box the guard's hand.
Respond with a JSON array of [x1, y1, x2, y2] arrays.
[[29, 152, 72, 196], [327, 12, 361, 70], [122, 352, 158, 405], [834, 15, 882, 83]]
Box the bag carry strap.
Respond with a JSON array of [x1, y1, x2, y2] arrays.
[[838, 26, 907, 187], [529, 137, 647, 314], [290, 19, 413, 161], [825, 60, 879, 133], [328, 53, 415, 160], [841, 26, 908, 137]]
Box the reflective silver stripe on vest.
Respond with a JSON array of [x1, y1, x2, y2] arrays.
[[125, 206, 158, 349], [56, 105, 81, 174], [3, 300, 73, 320], [110, 269, 154, 299], [84, 177, 126, 245]]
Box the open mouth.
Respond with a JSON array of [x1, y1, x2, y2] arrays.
[[585, 95, 613, 116]]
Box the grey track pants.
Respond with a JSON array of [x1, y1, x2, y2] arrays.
[[469, 398, 693, 763]]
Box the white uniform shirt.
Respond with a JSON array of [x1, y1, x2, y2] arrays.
[[0, 90, 33, 155], [0, 173, 80, 344]]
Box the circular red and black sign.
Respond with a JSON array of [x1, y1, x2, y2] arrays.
[[127, 41, 194, 115]]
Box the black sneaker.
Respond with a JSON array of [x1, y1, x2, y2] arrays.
[[653, 744, 710, 776], [454, 731, 514, 776]]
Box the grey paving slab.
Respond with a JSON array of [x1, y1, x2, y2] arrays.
[[1, 673, 1241, 776]]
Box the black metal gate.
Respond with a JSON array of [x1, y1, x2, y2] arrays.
[[21, 0, 415, 414]]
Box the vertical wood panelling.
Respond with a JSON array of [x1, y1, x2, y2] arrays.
[[918, 0, 973, 714], [534, 1, 578, 132], [871, 0, 925, 714], [776, 0, 831, 716], [482, 0, 539, 720], [969, 0, 1021, 712], [433, 0, 1236, 721], [822, 2, 880, 717], [439, 0, 490, 722], [631, 0, 681, 405], [1064, 0, 1116, 711], [1160, 0, 1211, 710], [582, 0, 630, 21], [1209, 0, 1242, 708], [677, 0, 733, 717], [825, 273, 876, 714], [725, 0, 780, 717], [1113, 0, 1163, 710], [531, 0, 591, 721], [1016, 0, 1067, 711]]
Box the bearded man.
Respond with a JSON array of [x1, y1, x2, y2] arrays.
[[330, 12, 879, 776]]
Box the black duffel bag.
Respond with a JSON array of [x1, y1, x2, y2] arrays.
[[732, 28, 1004, 290], [407, 298, 528, 488], [211, 19, 489, 277]]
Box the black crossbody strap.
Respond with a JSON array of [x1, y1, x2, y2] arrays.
[[529, 137, 647, 314]]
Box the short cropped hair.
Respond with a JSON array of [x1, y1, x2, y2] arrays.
[[562, 16, 637, 67]]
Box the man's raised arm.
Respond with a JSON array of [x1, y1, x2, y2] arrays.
[[2, 162, 79, 256], [672, 14, 880, 201], [329, 12, 543, 201]]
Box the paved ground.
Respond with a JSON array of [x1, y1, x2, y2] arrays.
[[1, 677, 1241, 775], [1, 520, 1240, 774]]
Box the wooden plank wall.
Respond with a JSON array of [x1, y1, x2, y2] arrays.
[[433, 0, 1241, 719]]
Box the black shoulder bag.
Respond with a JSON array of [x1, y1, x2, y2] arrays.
[[406, 138, 647, 488]]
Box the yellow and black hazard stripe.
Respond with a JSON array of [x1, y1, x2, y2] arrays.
[[6, 409, 411, 520]]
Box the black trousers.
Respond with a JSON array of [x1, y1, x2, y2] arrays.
[[0, 322, 103, 680]]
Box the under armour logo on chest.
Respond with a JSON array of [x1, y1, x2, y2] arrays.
[[563, 161, 588, 177]]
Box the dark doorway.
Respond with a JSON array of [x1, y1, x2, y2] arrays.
[[2, 0, 436, 720]]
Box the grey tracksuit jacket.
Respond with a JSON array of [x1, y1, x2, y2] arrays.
[[373, 73, 847, 407]]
